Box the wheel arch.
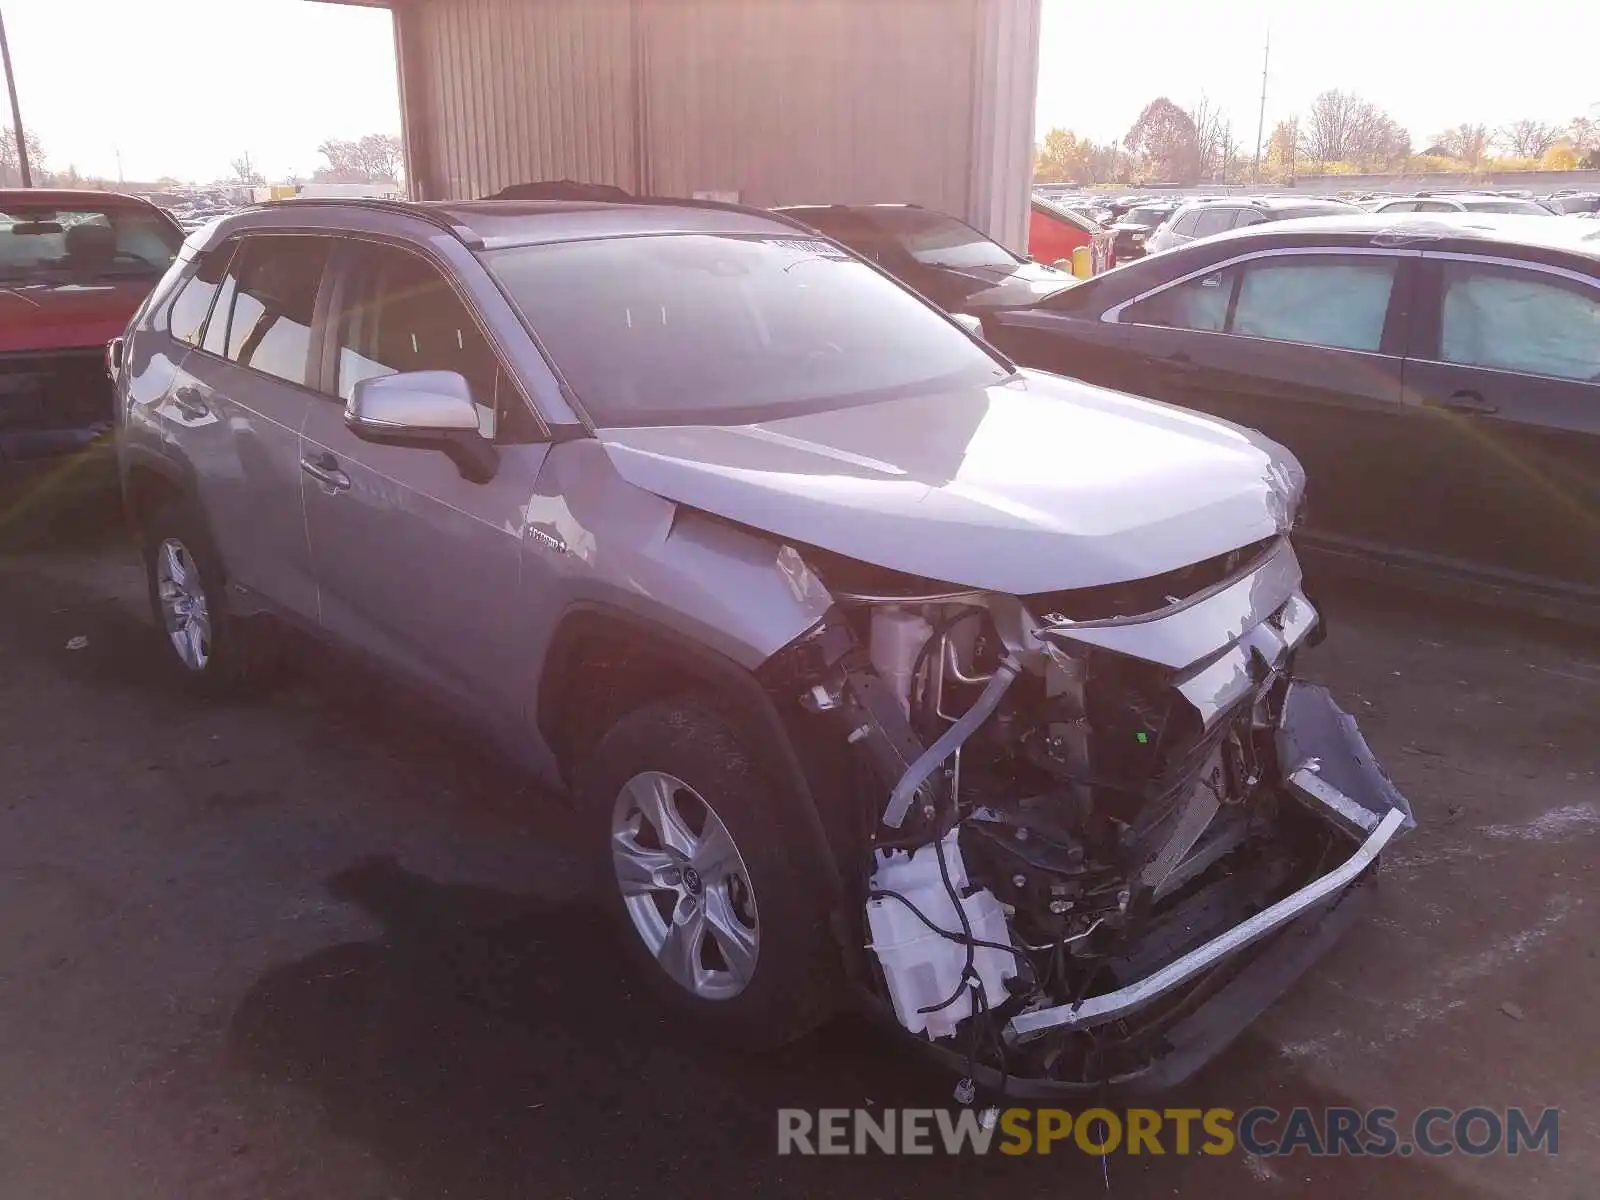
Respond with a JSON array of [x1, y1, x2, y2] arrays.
[[537, 601, 843, 902]]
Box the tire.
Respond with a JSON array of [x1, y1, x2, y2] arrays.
[[580, 697, 840, 1049], [140, 501, 272, 694]]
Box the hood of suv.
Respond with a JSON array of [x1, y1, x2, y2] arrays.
[[596, 372, 1304, 595]]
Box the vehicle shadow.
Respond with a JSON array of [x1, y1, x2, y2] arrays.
[[228, 857, 1480, 1200]]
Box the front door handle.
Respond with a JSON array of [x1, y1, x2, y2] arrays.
[[1425, 389, 1499, 416], [300, 451, 351, 493]]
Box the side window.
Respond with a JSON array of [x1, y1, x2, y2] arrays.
[[1414, 201, 1455, 213], [1122, 264, 1240, 331], [167, 243, 235, 347], [1379, 201, 1417, 214], [218, 236, 330, 387], [1437, 261, 1600, 383], [1234, 210, 1268, 228], [1123, 254, 1398, 352], [201, 254, 241, 357], [1172, 211, 1201, 237], [1192, 208, 1236, 238], [333, 243, 540, 442], [1231, 256, 1397, 351]]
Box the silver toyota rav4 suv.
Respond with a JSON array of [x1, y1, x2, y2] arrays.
[[113, 197, 1412, 1097]]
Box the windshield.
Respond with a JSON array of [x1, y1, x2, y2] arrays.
[[1277, 201, 1360, 218], [856, 207, 1020, 270], [1460, 199, 1554, 215], [1125, 206, 1174, 227], [0, 204, 182, 282], [487, 233, 1008, 427]]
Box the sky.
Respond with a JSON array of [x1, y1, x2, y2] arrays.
[[2, 0, 1596, 184]]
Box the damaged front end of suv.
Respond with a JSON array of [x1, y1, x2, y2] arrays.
[[761, 532, 1413, 1097]]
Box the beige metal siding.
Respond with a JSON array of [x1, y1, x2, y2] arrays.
[[637, 0, 978, 211], [968, 0, 1041, 249], [393, 0, 1040, 245], [404, 0, 638, 199]]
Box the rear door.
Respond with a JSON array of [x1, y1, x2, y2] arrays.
[[1104, 248, 1427, 560], [298, 238, 549, 723], [1400, 252, 1600, 602], [158, 234, 328, 621]]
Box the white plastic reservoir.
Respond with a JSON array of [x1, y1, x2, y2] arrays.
[[866, 829, 1015, 1041]]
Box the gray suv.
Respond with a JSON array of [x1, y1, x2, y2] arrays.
[[113, 197, 1412, 1097]]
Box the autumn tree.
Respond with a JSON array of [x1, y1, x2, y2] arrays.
[[1261, 118, 1298, 182], [1034, 128, 1093, 184], [1497, 119, 1562, 159], [314, 133, 404, 183], [1125, 98, 1201, 183], [1433, 123, 1491, 167], [0, 127, 44, 186], [1298, 90, 1409, 169]]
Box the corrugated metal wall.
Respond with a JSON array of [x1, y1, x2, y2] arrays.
[[636, 0, 978, 213], [393, 0, 1039, 245], [403, 0, 639, 199]]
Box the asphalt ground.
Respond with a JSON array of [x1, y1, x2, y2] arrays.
[[1, 488, 1595, 1198]]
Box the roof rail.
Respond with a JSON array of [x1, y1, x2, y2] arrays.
[[259, 197, 486, 248]]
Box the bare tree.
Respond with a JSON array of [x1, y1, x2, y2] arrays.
[[0, 126, 43, 186], [313, 133, 404, 183], [1433, 123, 1491, 166], [1299, 90, 1409, 169], [1567, 115, 1599, 154], [230, 151, 265, 184], [1497, 119, 1562, 159], [1191, 96, 1240, 183]]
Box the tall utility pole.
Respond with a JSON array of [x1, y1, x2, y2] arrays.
[[1251, 30, 1271, 184], [0, 3, 31, 187]]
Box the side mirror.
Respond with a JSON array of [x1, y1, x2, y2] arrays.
[[345, 370, 498, 483]]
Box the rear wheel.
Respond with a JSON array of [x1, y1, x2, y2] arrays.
[[581, 698, 839, 1048], [141, 503, 271, 693]]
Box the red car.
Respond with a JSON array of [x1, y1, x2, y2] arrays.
[[1028, 196, 1110, 275], [1, 189, 183, 492]]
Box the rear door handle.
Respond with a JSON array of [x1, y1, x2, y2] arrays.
[[171, 385, 210, 420], [300, 451, 351, 493], [1425, 389, 1499, 416]]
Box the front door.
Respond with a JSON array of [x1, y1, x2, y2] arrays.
[[1400, 253, 1600, 600], [298, 239, 549, 724]]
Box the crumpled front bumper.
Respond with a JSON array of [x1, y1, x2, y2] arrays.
[[982, 682, 1412, 1091]]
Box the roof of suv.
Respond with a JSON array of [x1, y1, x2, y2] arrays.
[[1196, 212, 1600, 260], [244, 197, 810, 251]]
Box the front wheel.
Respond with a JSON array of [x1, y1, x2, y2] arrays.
[[581, 698, 839, 1049]]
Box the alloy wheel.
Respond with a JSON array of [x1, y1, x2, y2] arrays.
[[155, 538, 211, 672], [611, 770, 760, 1001]]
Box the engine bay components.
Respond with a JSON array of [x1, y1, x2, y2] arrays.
[[782, 536, 1414, 1094]]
